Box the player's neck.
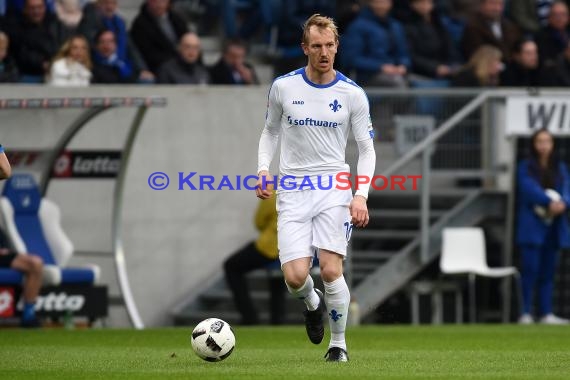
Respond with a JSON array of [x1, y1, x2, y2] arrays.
[[304, 66, 336, 85]]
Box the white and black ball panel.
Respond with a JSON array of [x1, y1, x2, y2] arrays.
[[191, 318, 235, 362]]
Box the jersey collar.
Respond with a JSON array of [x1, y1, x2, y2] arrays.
[[301, 69, 339, 89]]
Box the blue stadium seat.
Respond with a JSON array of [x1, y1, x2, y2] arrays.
[[0, 173, 99, 285], [0, 268, 23, 285]]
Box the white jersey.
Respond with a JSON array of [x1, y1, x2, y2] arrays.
[[258, 68, 374, 181]]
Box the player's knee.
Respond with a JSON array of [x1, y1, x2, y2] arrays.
[[320, 264, 342, 283], [284, 273, 306, 289], [29, 255, 43, 274]]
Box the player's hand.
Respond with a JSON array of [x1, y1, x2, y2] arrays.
[[256, 170, 273, 199], [350, 195, 369, 228]]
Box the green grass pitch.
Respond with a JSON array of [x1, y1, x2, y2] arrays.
[[1, 325, 570, 379]]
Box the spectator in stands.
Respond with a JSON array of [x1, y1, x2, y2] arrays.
[[0, 31, 19, 82], [156, 32, 210, 84], [221, 0, 278, 40], [516, 128, 570, 325], [541, 40, 570, 85], [47, 34, 91, 86], [536, 1, 570, 67], [452, 44, 503, 86], [341, 0, 411, 86], [91, 29, 135, 83], [336, 0, 361, 34], [501, 39, 541, 86], [224, 193, 286, 325], [54, 0, 82, 35], [405, 0, 462, 80], [79, 0, 154, 83], [0, 151, 43, 328], [461, 0, 520, 62], [130, 0, 188, 75], [209, 39, 258, 85], [5, 0, 67, 81], [510, 0, 555, 34], [438, 0, 478, 54], [272, 0, 335, 77], [4, 0, 55, 17]]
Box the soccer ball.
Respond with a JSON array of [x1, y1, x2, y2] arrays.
[[190, 318, 235, 362]]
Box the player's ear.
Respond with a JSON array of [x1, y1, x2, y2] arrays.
[[301, 43, 309, 56]]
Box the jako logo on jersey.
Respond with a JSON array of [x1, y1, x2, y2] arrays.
[[329, 99, 342, 112], [292, 100, 304, 105], [287, 115, 339, 128]]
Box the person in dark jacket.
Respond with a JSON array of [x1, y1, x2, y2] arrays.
[[209, 39, 258, 85], [540, 40, 570, 86], [461, 0, 520, 62], [535, 1, 570, 67], [340, 0, 411, 86], [91, 29, 135, 84], [0, 31, 19, 82], [510, 0, 555, 34], [501, 39, 541, 87], [405, 0, 462, 79], [129, 0, 188, 75], [516, 128, 570, 325], [79, 0, 154, 83], [156, 32, 210, 84], [5, 0, 67, 78]]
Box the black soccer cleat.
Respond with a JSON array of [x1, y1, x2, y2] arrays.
[[303, 288, 325, 344], [324, 347, 349, 362]]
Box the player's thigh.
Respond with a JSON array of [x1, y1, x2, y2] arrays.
[[312, 189, 353, 257], [277, 191, 313, 265]]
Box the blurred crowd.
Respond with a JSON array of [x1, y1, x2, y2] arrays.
[[1, 0, 570, 87]]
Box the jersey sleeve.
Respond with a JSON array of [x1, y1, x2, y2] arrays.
[[350, 88, 374, 142], [351, 88, 376, 199], [257, 82, 282, 173]]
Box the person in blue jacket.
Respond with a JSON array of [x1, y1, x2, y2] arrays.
[[340, 0, 411, 86], [516, 128, 570, 325]]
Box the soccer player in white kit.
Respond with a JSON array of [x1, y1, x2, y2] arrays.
[[256, 14, 376, 362]]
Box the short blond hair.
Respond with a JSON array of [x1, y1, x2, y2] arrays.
[[302, 14, 339, 45]]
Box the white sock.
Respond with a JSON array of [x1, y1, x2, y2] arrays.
[[324, 275, 350, 351], [286, 275, 320, 311]]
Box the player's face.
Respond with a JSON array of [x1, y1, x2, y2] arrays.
[[302, 26, 338, 75]]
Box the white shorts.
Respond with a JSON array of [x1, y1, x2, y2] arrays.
[[277, 187, 353, 265]]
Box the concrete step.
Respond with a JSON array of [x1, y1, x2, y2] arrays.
[[351, 250, 397, 260], [351, 229, 418, 240]]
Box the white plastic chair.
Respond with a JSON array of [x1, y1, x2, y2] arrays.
[[440, 227, 521, 323]]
